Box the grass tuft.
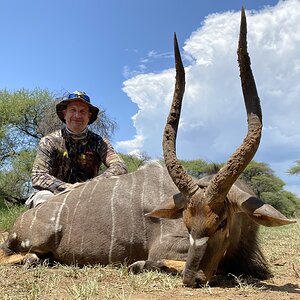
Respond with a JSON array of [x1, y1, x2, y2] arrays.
[[0, 202, 25, 231]]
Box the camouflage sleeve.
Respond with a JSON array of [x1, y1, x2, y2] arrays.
[[31, 136, 71, 194], [96, 137, 128, 178]]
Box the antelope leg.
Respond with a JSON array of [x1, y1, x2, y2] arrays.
[[128, 259, 185, 275], [0, 248, 39, 266]]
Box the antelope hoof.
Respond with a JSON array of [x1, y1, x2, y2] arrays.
[[23, 253, 40, 268]]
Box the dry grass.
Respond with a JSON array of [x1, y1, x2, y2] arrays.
[[259, 219, 300, 278], [0, 220, 299, 300], [0, 263, 182, 300]]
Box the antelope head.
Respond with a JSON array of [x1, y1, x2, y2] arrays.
[[149, 7, 295, 287]]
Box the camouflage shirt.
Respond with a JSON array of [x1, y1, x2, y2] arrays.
[[32, 128, 128, 194]]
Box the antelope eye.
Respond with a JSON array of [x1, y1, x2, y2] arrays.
[[217, 219, 227, 231]]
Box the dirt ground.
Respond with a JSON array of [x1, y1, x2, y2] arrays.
[[0, 224, 299, 300]]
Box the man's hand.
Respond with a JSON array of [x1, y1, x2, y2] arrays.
[[65, 182, 85, 190]]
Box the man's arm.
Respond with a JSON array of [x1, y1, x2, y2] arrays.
[[97, 137, 128, 178], [31, 136, 72, 194]]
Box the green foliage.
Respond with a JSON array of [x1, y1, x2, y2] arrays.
[[0, 88, 117, 205], [0, 89, 54, 204], [250, 174, 284, 196], [288, 160, 300, 175], [241, 161, 273, 181], [261, 191, 300, 217], [240, 161, 300, 217], [0, 201, 26, 231], [0, 88, 54, 140], [180, 159, 211, 177], [0, 149, 36, 203], [119, 153, 150, 173]]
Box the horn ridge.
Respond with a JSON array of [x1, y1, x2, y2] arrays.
[[238, 7, 262, 125], [205, 7, 263, 204], [162, 33, 199, 197]]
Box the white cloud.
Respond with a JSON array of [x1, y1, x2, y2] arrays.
[[117, 134, 144, 156], [118, 0, 300, 197]]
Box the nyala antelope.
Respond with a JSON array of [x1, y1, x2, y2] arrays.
[[0, 7, 295, 287]]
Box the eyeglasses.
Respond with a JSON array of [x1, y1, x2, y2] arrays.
[[68, 93, 90, 103]]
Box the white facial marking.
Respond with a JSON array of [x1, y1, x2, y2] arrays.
[[11, 232, 17, 239], [189, 235, 209, 247], [189, 234, 195, 246], [195, 236, 209, 247], [21, 239, 30, 248]]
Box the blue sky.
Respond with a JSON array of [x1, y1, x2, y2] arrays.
[[0, 0, 299, 197]]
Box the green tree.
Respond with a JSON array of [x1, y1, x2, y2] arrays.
[[0, 88, 117, 204], [180, 159, 212, 177], [241, 161, 273, 182], [240, 161, 300, 217], [250, 174, 284, 197], [119, 152, 150, 173], [0, 150, 35, 203], [288, 160, 300, 175], [261, 190, 300, 217]]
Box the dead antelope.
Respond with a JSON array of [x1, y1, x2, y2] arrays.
[[0, 8, 295, 287]]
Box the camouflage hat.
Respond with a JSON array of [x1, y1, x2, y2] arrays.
[[56, 91, 99, 125]]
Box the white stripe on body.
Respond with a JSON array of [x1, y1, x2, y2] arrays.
[[19, 208, 31, 230], [108, 178, 121, 264], [29, 204, 43, 231], [49, 202, 63, 231], [87, 180, 100, 203], [129, 174, 136, 259], [140, 167, 148, 251], [67, 182, 92, 245], [55, 191, 71, 246], [79, 181, 99, 255]]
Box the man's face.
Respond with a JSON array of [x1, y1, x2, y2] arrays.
[[63, 100, 92, 133]]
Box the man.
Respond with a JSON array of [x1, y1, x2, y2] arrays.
[[26, 91, 128, 208]]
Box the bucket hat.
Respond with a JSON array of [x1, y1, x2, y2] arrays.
[[56, 91, 99, 124]]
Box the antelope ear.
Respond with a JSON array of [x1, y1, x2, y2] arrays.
[[240, 196, 296, 226], [228, 185, 296, 227], [146, 193, 187, 219]]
